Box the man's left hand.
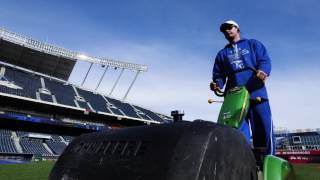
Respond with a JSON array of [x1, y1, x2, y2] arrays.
[[256, 70, 268, 82]]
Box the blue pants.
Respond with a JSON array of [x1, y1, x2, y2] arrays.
[[239, 99, 275, 155]]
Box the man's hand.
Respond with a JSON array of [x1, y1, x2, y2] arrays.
[[256, 70, 268, 82], [210, 82, 221, 92]]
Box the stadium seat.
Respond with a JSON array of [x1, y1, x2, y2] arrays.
[[44, 78, 77, 107], [0, 64, 170, 122]]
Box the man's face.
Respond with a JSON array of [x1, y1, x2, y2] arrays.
[[220, 24, 240, 40]]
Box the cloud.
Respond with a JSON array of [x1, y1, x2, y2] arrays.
[[268, 69, 320, 130], [69, 40, 220, 119], [68, 34, 319, 131]]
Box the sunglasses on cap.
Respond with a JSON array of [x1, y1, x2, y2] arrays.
[[220, 24, 236, 32]]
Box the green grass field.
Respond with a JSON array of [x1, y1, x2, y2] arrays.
[[293, 163, 320, 180], [0, 161, 319, 180], [0, 161, 54, 180]]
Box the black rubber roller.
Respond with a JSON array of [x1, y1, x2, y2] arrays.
[[50, 120, 257, 180]]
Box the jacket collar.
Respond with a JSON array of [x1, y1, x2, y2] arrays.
[[225, 38, 247, 48]]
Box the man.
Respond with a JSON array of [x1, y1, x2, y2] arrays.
[[210, 20, 275, 159]]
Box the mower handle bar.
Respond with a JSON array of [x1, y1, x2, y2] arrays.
[[213, 67, 259, 97]]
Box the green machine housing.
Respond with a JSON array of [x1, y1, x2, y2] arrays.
[[216, 86, 294, 180], [217, 86, 249, 128]]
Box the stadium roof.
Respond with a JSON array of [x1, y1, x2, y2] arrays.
[[0, 28, 148, 80]]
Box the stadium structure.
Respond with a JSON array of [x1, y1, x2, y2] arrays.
[[0, 27, 319, 165], [0, 27, 171, 163], [275, 128, 320, 163]]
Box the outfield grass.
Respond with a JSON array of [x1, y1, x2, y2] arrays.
[[0, 161, 55, 180], [0, 161, 319, 180], [293, 163, 320, 180]]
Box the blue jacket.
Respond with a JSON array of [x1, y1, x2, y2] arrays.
[[212, 38, 271, 99]]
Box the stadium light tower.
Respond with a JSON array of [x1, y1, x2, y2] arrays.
[[81, 62, 93, 86], [76, 55, 148, 101], [95, 65, 109, 91], [122, 70, 141, 101], [109, 68, 124, 96]]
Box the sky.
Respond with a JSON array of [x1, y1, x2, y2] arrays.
[[0, 0, 319, 130]]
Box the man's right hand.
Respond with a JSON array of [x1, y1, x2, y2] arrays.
[[210, 82, 221, 92]]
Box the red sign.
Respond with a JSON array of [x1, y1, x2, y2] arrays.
[[276, 150, 320, 163]]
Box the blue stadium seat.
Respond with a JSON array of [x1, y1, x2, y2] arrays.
[[76, 88, 112, 114], [0, 129, 22, 154], [0, 129, 13, 136], [0, 64, 169, 122], [105, 97, 140, 118], [77, 100, 90, 110], [20, 138, 52, 156], [44, 78, 76, 107], [40, 93, 53, 102], [46, 140, 67, 155], [133, 105, 164, 122], [0, 136, 17, 153], [1, 66, 41, 99]]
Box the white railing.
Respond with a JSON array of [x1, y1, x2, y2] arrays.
[[0, 28, 147, 72], [275, 128, 320, 134]]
